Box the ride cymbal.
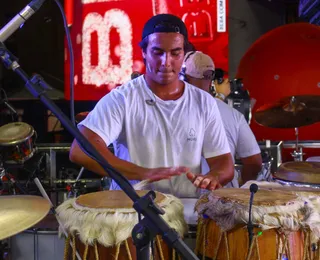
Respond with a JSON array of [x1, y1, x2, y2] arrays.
[[254, 95, 320, 128], [0, 195, 50, 240]]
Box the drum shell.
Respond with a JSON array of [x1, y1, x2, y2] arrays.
[[196, 218, 304, 260], [65, 236, 174, 260]]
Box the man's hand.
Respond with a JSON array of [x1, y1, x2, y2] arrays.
[[144, 166, 189, 182], [186, 172, 222, 191], [214, 78, 231, 98]]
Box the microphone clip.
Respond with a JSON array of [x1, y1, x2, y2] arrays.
[[145, 99, 156, 106]]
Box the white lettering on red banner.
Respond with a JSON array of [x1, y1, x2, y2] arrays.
[[82, 9, 133, 88], [217, 0, 226, 32]]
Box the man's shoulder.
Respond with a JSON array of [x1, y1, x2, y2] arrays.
[[185, 82, 217, 104], [106, 76, 145, 99], [215, 98, 243, 117]]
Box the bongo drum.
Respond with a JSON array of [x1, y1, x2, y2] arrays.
[[195, 188, 320, 260], [274, 162, 320, 188], [0, 122, 36, 164], [56, 190, 188, 260]]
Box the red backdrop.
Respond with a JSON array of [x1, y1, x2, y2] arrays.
[[237, 23, 320, 161], [64, 0, 229, 100]]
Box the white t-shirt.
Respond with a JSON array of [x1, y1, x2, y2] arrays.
[[79, 76, 230, 198], [201, 98, 261, 187]]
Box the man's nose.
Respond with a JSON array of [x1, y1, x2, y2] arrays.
[[161, 53, 171, 67]]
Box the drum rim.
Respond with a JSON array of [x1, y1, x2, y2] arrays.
[[273, 177, 320, 188], [0, 122, 35, 146]]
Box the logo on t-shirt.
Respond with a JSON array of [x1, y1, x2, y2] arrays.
[[187, 128, 197, 142]]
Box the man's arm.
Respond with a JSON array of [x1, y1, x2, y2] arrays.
[[240, 153, 262, 184], [236, 115, 262, 184], [187, 153, 234, 190], [70, 126, 188, 181]]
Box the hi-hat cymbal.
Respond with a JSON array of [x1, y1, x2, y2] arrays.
[[254, 95, 320, 128], [0, 195, 50, 240], [75, 111, 90, 123]]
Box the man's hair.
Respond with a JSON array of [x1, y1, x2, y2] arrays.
[[139, 35, 192, 53], [139, 14, 192, 53]]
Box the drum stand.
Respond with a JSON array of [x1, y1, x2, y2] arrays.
[[0, 163, 28, 195], [0, 42, 199, 260], [291, 128, 304, 161]]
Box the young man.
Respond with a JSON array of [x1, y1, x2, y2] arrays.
[[181, 51, 262, 186], [69, 14, 234, 198]]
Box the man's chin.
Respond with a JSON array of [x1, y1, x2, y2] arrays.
[[157, 76, 177, 85]]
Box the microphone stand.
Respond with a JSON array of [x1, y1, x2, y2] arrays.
[[0, 42, 198, 260], [247, 183, 258, 252]]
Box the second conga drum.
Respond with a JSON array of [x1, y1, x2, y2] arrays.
[[56, 190, 188, 260], [195, 188, 320, 260], [273, 161, 320, 188]]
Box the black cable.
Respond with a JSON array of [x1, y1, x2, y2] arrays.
[[53, 0, 75, 126]]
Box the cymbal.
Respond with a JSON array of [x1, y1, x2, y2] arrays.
[[254, 95, 320, 128], [274, 161, 320, 184], [0, 195, 50, 240], [75, 111, 90, 123]]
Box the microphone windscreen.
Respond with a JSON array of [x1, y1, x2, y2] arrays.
[[249, 183, 258, 193]]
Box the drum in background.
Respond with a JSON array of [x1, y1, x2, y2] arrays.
[[236, 151, 273, 185], [56, 190, 188, 260], [10, 214, 65, 260], [195, 188, 320, 260], [0, 122, 36, 164], [273, 161, 320, 188]]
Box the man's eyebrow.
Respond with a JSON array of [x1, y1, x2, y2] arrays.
[[150, 47, 183, 52]]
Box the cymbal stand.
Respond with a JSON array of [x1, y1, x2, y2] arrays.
[[29, 166, 82, 260], [291, 127, 304, 161], [68, 167, 85, 198]]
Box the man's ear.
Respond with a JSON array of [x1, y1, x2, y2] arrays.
[[142, 50, 146, 59]]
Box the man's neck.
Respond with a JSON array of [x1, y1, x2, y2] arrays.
[[144, 75, 185, 101]]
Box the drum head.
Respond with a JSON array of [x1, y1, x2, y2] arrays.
[[0, 122, 34, 146], [76, 190, 165, 209], [274, 161, 320, 184], [206, 188, 297, 206]]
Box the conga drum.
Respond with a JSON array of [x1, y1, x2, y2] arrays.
[[274, 162, 320, 188], [0, 122, 36, 164], [56, 190, 188, 260], [195, 188, 320, 260]]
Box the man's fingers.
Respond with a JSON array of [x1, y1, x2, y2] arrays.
[[186, 172, 195, 181], [199, 178, 211, 189], [193, 176, 204, 187]]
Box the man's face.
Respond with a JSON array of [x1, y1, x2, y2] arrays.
[[142, 33, 185, 85]]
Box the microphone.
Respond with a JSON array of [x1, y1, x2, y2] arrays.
[[0, 0, 47, 43], [145, 99, 156, 106], [248, 183, 258, 250], [131, 71, 141, 80]]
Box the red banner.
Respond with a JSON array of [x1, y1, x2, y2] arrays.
[[64, 0, 229, 100]]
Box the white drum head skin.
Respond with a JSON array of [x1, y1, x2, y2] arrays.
[[0, 122, 34, 146]]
